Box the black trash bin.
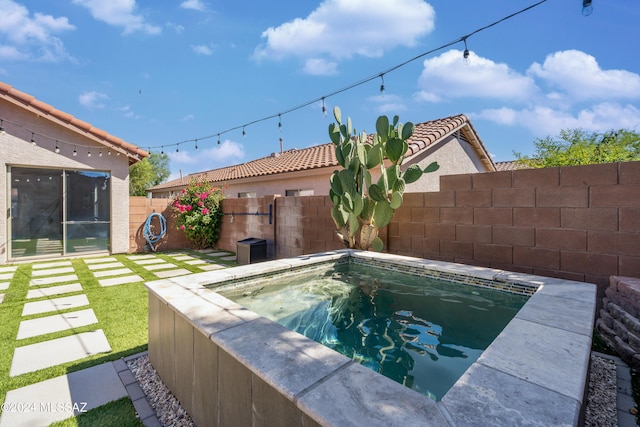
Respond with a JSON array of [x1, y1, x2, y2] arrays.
[[236, 238, 267, 265]]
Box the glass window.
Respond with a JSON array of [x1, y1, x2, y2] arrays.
[[238, 192, 256, 198], [285, 189, 314, 196]]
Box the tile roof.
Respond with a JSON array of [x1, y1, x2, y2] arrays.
[[0, 82, 148, 163], [150, 114, 494, 191], [495, 160, 526, 171]]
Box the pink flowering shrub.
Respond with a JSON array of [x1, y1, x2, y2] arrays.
[[171, 178, 225, 249]]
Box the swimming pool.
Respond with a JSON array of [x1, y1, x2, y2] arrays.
[[146, 249, 596, 426], [219, 261, 529, 401]]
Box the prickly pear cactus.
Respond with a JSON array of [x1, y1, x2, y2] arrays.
[[328, 106, 439, 251]]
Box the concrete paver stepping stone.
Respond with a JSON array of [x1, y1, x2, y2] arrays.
[[221, 255, 237, 261], [0, 282, 9, 291], [144, 263, 177, 271], [172, 255, 195, 261], [17, 308, 98, 340], [87, 262, 125, 270], [99, 275, 143, 287], [153, 268, 191, 278], [198, 264, 225, 271], [0, 273, 14, 281], [164, 252, 188, 256], [185, 259, 206, 265], [0, 266, 18, 273], [0, 294, 4, 304], [26, 284, 83, 299], [83, 256, 117, 264], [92, 268, 133, 278], [135, 258, 166, 265], [31, 267, 75, 277], [22, 295, 90, 316], [127, 254, 156, 260], [30, 274, 78, 286], [0, 362, 127, 427], [10, 330, 111, 377], [195, 248, 214, 253], [32, 261, 72, 269], [206, 251, 232, 257]]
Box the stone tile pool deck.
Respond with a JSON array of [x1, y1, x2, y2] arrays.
[[146, 249, 597, 426]]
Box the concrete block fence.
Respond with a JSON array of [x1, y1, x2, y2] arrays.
[[131, 160, 640, 304]]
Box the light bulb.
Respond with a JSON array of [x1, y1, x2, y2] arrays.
[[582, 0, 593, 16], [73, 146, 77, 156]]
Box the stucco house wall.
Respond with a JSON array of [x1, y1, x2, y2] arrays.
[[0, 83, 146, 263]]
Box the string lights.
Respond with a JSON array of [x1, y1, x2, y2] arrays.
[[0, 0, 553, 158], [462, 37, 470, 62]]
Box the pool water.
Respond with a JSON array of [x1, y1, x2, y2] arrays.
[[225, 263, 528, 401]]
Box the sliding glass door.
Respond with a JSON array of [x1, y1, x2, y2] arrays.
[[9, 167, 111, 259], [10, 168, 63, 257], [65, 170, 111, 254]]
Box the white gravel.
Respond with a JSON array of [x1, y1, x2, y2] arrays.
[[126, 355, 195, 427], [127, 353, 620, 426], [584, 354, 618, 427]]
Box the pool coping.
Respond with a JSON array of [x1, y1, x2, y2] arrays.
[[145, 249, 597, 426]]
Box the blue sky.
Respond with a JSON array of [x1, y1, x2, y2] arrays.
[[1, 0, 638, 180]]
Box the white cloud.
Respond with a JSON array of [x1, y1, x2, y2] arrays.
[[369, 94, 407, 114], [253, 0, 435, 73], [72, 0, 161, 35], [528, 50, 640, 101], [191, 44, 213, 56], [475, 103, 640, 137], [180, 0, 207, 12], [170, 139, 245, 166], [0, 0, 75, 61], [78, 91, 109, 109], [117, 105, 139, 119], [166, 22, 185, 34], [0, 45, 28, 61], [181, 114, 195, 122], [417, 49, 539, 102], [303, 58, 338, 76]]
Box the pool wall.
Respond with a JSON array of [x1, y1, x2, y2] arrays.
[[146, 250, 597, 426]]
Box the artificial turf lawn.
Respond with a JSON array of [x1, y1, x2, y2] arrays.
[[0, 250, 236, 425]]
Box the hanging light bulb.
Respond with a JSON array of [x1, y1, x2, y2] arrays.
[[99, 148, 103, 157], [463, 37, 470, 63], [582, 0, 593, 16], [217, 134, 221, 145], [195, 139, 198, 150], [31, 132, 36, 145], [176, 144, 179, 153], [0, 119, 5, 134], [379, 74, 385, 94], [87, 149, 91, 157], [73, 145, 77, 156], [242, 126, 246, 138], [160, 146, 164, 155], [278, 114, 282, 132], [108, 148, 112, 155], [322, 97, 327, 117], [55, 140, 60, 154]]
